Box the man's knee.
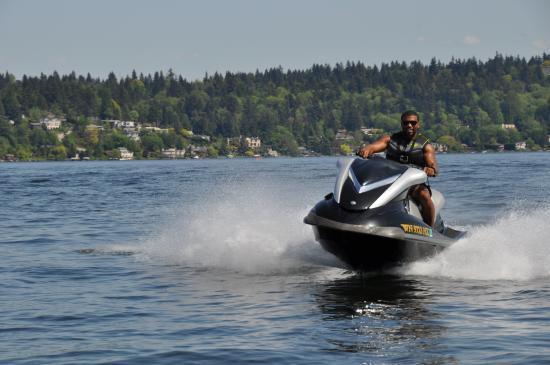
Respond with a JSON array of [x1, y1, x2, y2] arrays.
[[416, 187, 433, 206]]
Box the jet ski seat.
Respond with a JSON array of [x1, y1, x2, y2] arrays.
[[407, 188, 445, 221]]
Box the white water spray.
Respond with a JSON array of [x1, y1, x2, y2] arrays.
[[101, 170, 550, 280], [402, 205, 550, 281], [137, 180, 337, 274]]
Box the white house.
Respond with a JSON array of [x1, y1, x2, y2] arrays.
[[245, 137, 261, 149], [189, 145, 208, 156], [123, 129, 140, 141], [118, 147, 134, 160], [161, 148, 186, 159], [104, 119, 136, 129], [40, 117, 62, 130], [431, 143, 449, 153], [335, 129, 354, 141], [267, 148, 279, 157], [360, 127, 384, 136]]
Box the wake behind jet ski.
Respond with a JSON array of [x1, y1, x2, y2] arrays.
[[304, 156, 466, 271]]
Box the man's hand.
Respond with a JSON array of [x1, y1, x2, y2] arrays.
[[356, 136, 390, 159], [356, 146, 370, 159], [423, 166, 437, 177]]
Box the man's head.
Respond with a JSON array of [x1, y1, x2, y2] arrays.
[[401, 110, 420, 139]]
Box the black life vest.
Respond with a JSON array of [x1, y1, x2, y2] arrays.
[[386, 132, 429, 167]]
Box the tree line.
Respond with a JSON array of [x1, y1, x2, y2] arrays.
[[1, 53, 549, 159]]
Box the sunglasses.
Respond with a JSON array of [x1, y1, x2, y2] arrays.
[[402, 120, 418, 126]]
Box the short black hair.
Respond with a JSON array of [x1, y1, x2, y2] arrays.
[[401, 110, 419, 121]]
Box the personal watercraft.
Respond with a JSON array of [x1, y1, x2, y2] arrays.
[[304, 156, 465, 271]]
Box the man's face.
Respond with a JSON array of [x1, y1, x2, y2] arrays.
[[401, 115, 419, 138]]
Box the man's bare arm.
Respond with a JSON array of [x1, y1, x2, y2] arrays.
[[423, 143, 438, 177], [356, 135, 391, 158]]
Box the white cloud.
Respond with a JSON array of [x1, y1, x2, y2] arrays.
[[416, 36, 426, 43], [463, 35, 481, 45]]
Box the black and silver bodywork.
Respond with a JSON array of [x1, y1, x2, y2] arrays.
[[304, 156, 465, 271]]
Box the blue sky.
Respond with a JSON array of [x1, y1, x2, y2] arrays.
[[0, 0, 548, 80]]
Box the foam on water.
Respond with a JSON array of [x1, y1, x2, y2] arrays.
[[109, 175, 550, 280], [136, 180, 338, 274], [402, 204, 550, 281]]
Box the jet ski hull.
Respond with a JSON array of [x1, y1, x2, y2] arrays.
[[312, 224, 442, 271], [304, 198, 462, 271]]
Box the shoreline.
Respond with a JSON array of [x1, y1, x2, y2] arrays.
[[2, 149, 548, 163]]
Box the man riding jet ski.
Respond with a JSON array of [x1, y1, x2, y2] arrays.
[[304, 111, 465, 271], [358, 110, 438, 227]]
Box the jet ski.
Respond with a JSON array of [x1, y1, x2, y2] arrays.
[[304, 155, 466, 271]]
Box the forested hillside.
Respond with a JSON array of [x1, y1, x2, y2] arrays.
[[1, 53, 549, 159]]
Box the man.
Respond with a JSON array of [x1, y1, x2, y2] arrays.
[[356, 110, 438, 227]]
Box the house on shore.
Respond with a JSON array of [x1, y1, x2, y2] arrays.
[[161, 148, 186, 159], [266, 148, 279, 157], [431, 143, 449, 153], [104, 119, 136, 129], [226, 136, 261, 151], [244, 137, 261, 149], [123, 129, 140, 141], [501, 123, 517, 130], [189, 145, 208, 157], [360, 127, 384, 136], [40, 117, 63, 130], [3, 154, 17, 162], [118, 147, 134, 160], [335, 129, 354, 142]]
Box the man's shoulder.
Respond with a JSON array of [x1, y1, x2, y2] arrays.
[[373, 134, 391, 143], [423, 141, 435, 152], [416, 133, 430, 145]]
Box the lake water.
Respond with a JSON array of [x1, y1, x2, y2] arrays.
[[1, 153, 550, 364]]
